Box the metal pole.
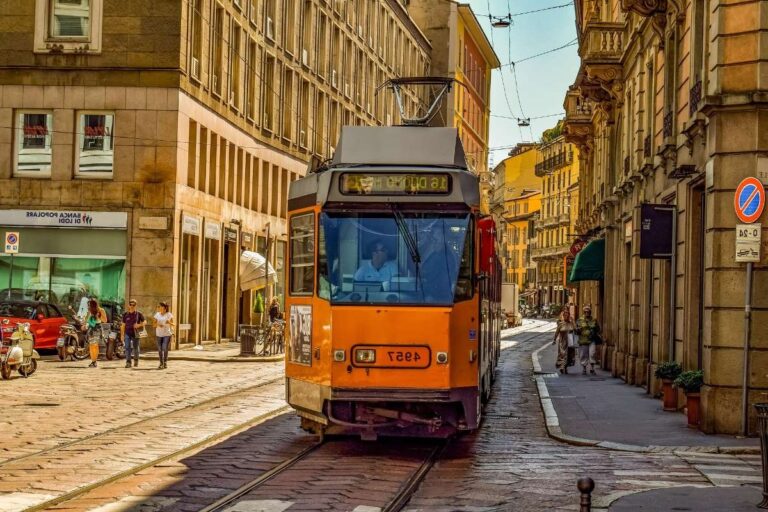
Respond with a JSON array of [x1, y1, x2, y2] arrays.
[[8, 253, 13, 299], [668, 209, 677, 361], [743, 261, 754, 437]]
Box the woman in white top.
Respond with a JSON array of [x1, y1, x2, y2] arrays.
[[153, 302, 174, 370]]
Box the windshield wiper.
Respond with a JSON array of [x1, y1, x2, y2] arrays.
[[390, 205, 421, 264]]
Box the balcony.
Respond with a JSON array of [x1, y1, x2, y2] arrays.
[[558, 212, 570, 225], [580, 21, 625, 104], [535, 151, 574, 177], [563, 88, 594, 149]]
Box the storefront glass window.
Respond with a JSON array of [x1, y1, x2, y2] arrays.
[[15, 111, 53, 175], [76, 112, 114, 177], [0, 255, 125, 318]]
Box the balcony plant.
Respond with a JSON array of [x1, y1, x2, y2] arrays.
[[674, 370, 704, 428], [654, 361, 682, 411]]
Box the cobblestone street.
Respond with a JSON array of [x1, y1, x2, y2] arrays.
[[0, 321, 761, 511]]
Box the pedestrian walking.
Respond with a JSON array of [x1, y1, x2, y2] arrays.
[[121, 299, 146, 368], [153, 302, 174, 370], [554, 309, 576, 374], [576, 305, 601, 375], [82, 299, 107, 368]]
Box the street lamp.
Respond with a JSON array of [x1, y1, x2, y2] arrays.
[[490, 15, 512, 28]]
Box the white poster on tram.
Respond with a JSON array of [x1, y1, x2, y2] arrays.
[[289, 304, 312, 366]]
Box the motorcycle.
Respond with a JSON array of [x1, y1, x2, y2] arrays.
[[1, 320, 40, 379], [57, 317, 88, 361]]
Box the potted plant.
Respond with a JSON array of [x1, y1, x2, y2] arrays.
[[655, 362, 682, 411], [674, 370, 704, 428]]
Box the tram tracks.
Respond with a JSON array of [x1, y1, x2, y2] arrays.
[[200, 438, 448, 512]]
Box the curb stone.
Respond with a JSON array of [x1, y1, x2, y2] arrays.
[[142, 353, 285, 363], [530, 340, 760, 455]]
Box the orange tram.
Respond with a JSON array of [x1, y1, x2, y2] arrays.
[[285, 125, 502, 439]]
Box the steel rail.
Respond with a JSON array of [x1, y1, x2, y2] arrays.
[[199, 441, 326, 512], [3, 375, 284, 468], [382, 440, 448, 512]]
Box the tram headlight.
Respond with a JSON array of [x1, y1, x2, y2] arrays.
[[354, 348, 376, 364], [333, 349, 346, 362], [436, 352, 449, 364]]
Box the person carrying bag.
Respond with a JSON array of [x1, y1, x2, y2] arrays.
[[554, 310, 576, 374], [121, 299, 146, 368]]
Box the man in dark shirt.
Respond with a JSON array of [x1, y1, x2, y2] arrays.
[[121, 299, 146, 368]]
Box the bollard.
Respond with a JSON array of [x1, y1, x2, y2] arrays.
[[755, 403, 768, 509], [577, 477, 595, 512]]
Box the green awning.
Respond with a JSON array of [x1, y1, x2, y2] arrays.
[[568, 238, 605, 282]]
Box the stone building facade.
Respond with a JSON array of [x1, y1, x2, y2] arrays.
[[563, 0, 768, 434], [531, 132, 579, 307], [0, 0, 430, 346]]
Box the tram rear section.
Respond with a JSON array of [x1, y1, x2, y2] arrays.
[[284, 126, 502, 439]]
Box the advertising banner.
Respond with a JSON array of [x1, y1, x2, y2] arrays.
[[289, 304, 312, 366]]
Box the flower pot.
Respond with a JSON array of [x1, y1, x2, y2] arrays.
[[662, 379, 677, 411], [686, 392, 701, 428]]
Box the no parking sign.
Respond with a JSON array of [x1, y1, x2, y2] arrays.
[[4, 232, 19, 254], [734, 177, 765, 224]]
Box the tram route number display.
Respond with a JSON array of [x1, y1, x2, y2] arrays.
[[340, 173, 451, 195], [289, 304, 312, 366]]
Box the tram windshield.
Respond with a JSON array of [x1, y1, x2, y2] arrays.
[[318, 211, 473, 305]]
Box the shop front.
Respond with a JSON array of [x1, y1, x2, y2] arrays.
[[0, 209, 128, 316]]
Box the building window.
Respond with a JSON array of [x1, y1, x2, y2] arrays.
[[34, 0, 103, 53], [75, 112, 114, 178], [14, 111, 53, 176]]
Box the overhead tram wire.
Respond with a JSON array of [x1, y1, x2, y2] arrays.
[[469, 1, 574, 18], [486, 0, 524, 142]]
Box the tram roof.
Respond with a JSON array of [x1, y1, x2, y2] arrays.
[[288, 126, 480, 210], [331, 126, 468, 169]]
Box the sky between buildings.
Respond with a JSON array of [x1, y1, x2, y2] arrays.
[[464, 0, 579, 168]]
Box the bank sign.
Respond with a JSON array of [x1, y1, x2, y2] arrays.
[[0, 210, 128, 229]]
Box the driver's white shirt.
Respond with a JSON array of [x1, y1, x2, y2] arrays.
[[353, 260, 397, 282]]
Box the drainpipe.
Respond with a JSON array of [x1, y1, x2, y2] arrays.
[[668, 208, 677, 362]]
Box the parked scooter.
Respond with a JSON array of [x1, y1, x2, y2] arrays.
[[57, 315, 88, 361], [0, 319, 40, 379]]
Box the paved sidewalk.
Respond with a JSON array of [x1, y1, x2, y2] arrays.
[[608, 486, 765, 511], [534, 340, 759, 452], [142, 341, 284, 362]]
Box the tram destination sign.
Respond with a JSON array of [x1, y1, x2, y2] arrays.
[[340, 173, 451, 196]]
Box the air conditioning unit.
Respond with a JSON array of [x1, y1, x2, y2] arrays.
[[299, 129, 307, 148], [331, 69, 337, 87], [302, 48, 309, 66], [190, 57, 200, 78], [266, 17, 274, 40]]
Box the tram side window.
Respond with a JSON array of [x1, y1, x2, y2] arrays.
[[289, 213, 315, 296]]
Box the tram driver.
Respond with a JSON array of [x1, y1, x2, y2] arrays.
[[354, 239, 397, 289]]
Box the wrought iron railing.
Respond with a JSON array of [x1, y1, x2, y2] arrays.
[[663, 111, 674, 138], [689, 79, 702, 116]]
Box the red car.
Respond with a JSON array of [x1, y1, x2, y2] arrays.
[[0, 300, 69, 349]]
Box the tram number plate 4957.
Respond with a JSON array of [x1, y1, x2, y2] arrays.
[[353, 345, 431, 369]]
